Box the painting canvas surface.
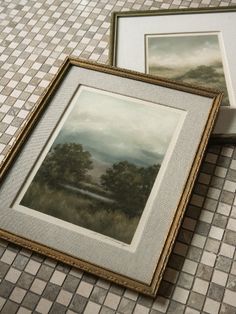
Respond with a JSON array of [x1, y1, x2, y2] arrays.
[[146, 33, 229, 106], [18, 86, 182, 244]]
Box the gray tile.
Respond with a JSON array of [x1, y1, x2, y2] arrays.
[[0, 261, 9, 279], [224, 230, 236, 246], [178, 229, 193, 244], [118, 297, 135, 314], [227, 274, 236, 291], [12, 254, 29, 271], [0, 280, 14, 298], [216, 256, 232, 272], [187, 247, 202, 262], [187, 291, 205, 310], [100, 306, 116, 314], [220, 191, 235, 205], [90, 286, 107, 304], [210, 176, 224, 189], [49, 302, 67, 314], [137, 294, 153, 307], [218, 156, 231, 168], [212, 213, 228, 228], [56, 262, 70, 274], [22, 291, 40, 310], [17, 272, 34, 289], [168, 254, 185, 270], [227, 169, 236, 182], [208, 283, 224, 301], [205, 238, 220, 254], [42, 283, 60, 301], [69, 294, 87, 313], [109, 283, 124, 296], [185, 205, 201, 220], [177, 272, 194, 289], [167, 300, 185, 313], [82, 273, 97, 285], [37, 264, 54, 281], [220, 303, 236, 314], [195, 221, 210, 236], [1, 300, 18, 314], [63, 274, 80, 293], [158, 281, 174, 298]]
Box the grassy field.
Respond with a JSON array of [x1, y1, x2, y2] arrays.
[[21, 181, 140, 244]]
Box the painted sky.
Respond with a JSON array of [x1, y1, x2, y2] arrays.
[[54, 87, 183, 167], [146, 34, 223, 69]]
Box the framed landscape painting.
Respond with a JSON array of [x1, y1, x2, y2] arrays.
[[0, 58, 222, 296], [110, 6, 236, 141]]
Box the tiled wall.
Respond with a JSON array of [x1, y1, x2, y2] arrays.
[[1, 0, 236, 313]]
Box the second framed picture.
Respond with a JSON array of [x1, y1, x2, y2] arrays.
[[110, 6, 236, 140]]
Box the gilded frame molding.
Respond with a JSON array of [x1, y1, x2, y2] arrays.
[[0, 57, 222, 296]]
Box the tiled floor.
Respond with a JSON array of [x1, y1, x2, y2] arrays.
[[1, 0, 236, 313]]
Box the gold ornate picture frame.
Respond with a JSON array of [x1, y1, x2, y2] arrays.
[[109, 6, 236, 142], [0, 57, 222, 296]]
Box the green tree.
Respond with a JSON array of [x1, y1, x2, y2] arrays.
[[35, 143, 93, 186], [101, 161, 160, 217]]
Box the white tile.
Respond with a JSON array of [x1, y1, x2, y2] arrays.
[[223, 289, 236, 307], [35, 298, 52, 314], [217, 202, 231, 216], [214, 166, 227, 178], [203, 297, 220, 313], [230, 159, 236, 170], [30, 278, 46, 295], [5, 268, 21, 283], [209, 226, 224, 241], [182, 259, 198, 275], [227, 218, 236, 232], [192, 278, 209, 295], [207, 187, 220, 200], [201, 251, 216, 267], [220, 243, 235, 258], [56, 290, 72, 306], [191, 234, 206, 248], [1, 249, 16, 264], [224, 180, 236, 193], [25, 260, 41, 275], [199, 210, 213, 223], [10, 287, 26, 303], [133, 304, 149, 314], [76, 281, 93, 298], [212, 269, 228, 286], [84, 301, 101, 314], [104, 292, 120, 310], [172, 286, 189, 304], [50, 270, 66, 286]]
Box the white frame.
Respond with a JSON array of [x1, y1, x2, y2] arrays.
[[0, 58, 222, 296], [110, 6, 236, 140]]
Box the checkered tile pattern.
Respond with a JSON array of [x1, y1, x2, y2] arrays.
[[1, 0, 236, 313]]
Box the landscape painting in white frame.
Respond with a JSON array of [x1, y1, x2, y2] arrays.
[[110, 6, 236, 139]]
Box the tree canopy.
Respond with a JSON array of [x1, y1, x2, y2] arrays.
[[35, 143, 93, 185], [101, 161, 160, 217]]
